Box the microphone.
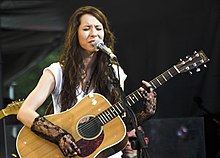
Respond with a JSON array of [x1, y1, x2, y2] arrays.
[[93, 39, 117, 60]]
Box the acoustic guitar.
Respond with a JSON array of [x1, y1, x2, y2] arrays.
[[16, 50, 209, 158]]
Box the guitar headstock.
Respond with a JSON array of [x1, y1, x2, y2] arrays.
[[2, 100, 24, 116], [175, 50, 210, 74]]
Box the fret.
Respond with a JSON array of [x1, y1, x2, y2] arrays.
[[117, 102, 125, 112], [150, 79, 161, 89], [97, 104, 123, 125], [150, 81, 157, 89], [126, 100, 132, 106], [150, 67, 179, 89], [96, 116, 104, 125], [131, 93, 138, 101], [103, 111, 111, 121], [135, 90, 143, 98], [110, 106, 118, 116], [155, 74, 167, 86], [129, 95, 135, 104], [167, 70, 173, 77], [158, 73, 166, 83], [156, 78, 162, 85], [169, 66, 179, 76], [106, 109, 114, 119], [114, 103, 123, 113], [173, 65, 180, 73], [101, 114, 109, 124], [161, 74, 167, 81], [98, 114, 106, 125], [128, 95, 135, 104], [102, 112, 110, 123]]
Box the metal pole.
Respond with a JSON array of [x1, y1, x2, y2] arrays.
[[0, 50, 8, 158], [0, 0, 8, 156]]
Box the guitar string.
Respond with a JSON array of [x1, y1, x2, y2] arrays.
[[71, 58, 203, 139], [72, 90, 143, 140], [70, 102, 122, 140], [75, 67, 179, 137]]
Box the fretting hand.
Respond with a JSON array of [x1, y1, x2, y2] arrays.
[[139, 80, 157, 116]]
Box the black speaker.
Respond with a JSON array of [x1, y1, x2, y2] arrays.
[[142, 117, 206, 158]]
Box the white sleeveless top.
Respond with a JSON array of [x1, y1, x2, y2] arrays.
[[43, 62, 127, 114]]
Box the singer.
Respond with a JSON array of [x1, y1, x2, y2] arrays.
[[17, 6, 157, 158]]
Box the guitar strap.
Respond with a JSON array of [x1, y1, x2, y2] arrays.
[[83, 63, 97, 97]]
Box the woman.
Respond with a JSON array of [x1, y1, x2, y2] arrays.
[[17, 6, 157, 157]]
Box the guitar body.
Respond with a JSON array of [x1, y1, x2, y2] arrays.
[[16, 93, 127, 158]]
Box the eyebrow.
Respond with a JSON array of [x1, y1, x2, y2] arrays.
[[82, 24, 102, 27]]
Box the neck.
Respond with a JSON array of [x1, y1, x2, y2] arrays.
[[81, 50, 97, 71]]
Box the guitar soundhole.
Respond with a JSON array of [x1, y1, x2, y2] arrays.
[[78, 116, 102, 139]]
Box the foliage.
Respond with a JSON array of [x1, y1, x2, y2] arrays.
[[14, 48, 61, 115]]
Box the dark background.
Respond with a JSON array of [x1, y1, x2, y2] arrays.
[[0, 0, 219, 157]]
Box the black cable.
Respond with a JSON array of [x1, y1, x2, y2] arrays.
[[108, 57, 150, 158]]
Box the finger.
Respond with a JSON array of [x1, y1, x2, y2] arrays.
[[71, 142, 81, 154], [142, 81, 154, 93], [67, 151, 77, 157], [142, 80, 151, 87], [67, 147, 78, 156]]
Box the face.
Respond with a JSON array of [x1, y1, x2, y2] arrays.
[[123, 129, 138, 157], [78, 14, 105, 54]]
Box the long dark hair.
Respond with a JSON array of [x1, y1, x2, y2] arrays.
[[59, 6, 121, 111]]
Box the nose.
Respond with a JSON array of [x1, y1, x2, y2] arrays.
[[90, 27, 98, 37]]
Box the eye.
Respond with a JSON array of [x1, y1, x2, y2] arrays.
[[96, 26, 103, 31], [96, 28, 102, 31], [83, 27, 90, 31]]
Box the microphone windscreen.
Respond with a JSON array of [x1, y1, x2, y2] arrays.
[[93, 39, 104, 49]]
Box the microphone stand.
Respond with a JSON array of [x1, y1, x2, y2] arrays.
[[107, 56, 150, 158]]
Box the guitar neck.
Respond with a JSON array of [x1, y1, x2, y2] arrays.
[[96, 65, 179, 126], [126, 65, 179, 106], [149, 65, 179, 89]]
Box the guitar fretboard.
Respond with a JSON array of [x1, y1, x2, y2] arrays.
[[96, 65, 180, 126], [150, 66, 179, 89]]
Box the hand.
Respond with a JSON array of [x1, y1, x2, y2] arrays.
[[31, 116, 80, 157], [57, 132, 80, 157], [139, 80, 157, 115]]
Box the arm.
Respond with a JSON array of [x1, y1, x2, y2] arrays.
[[17, 70, 80, 156], [17, 69, 55, 127], [136, 80, 157, 124], [123, 80, 157, 131]]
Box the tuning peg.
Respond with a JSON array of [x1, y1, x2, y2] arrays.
[[193, 63, 197, 67], [196, 68, 201, 72], [180, 58, 183, 62], [193, 51, 197, 54], [189, 71, 193, 75], [204, 64, 207, 68], [185, 66, 190, 70], [200, 59, 205, 63]]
